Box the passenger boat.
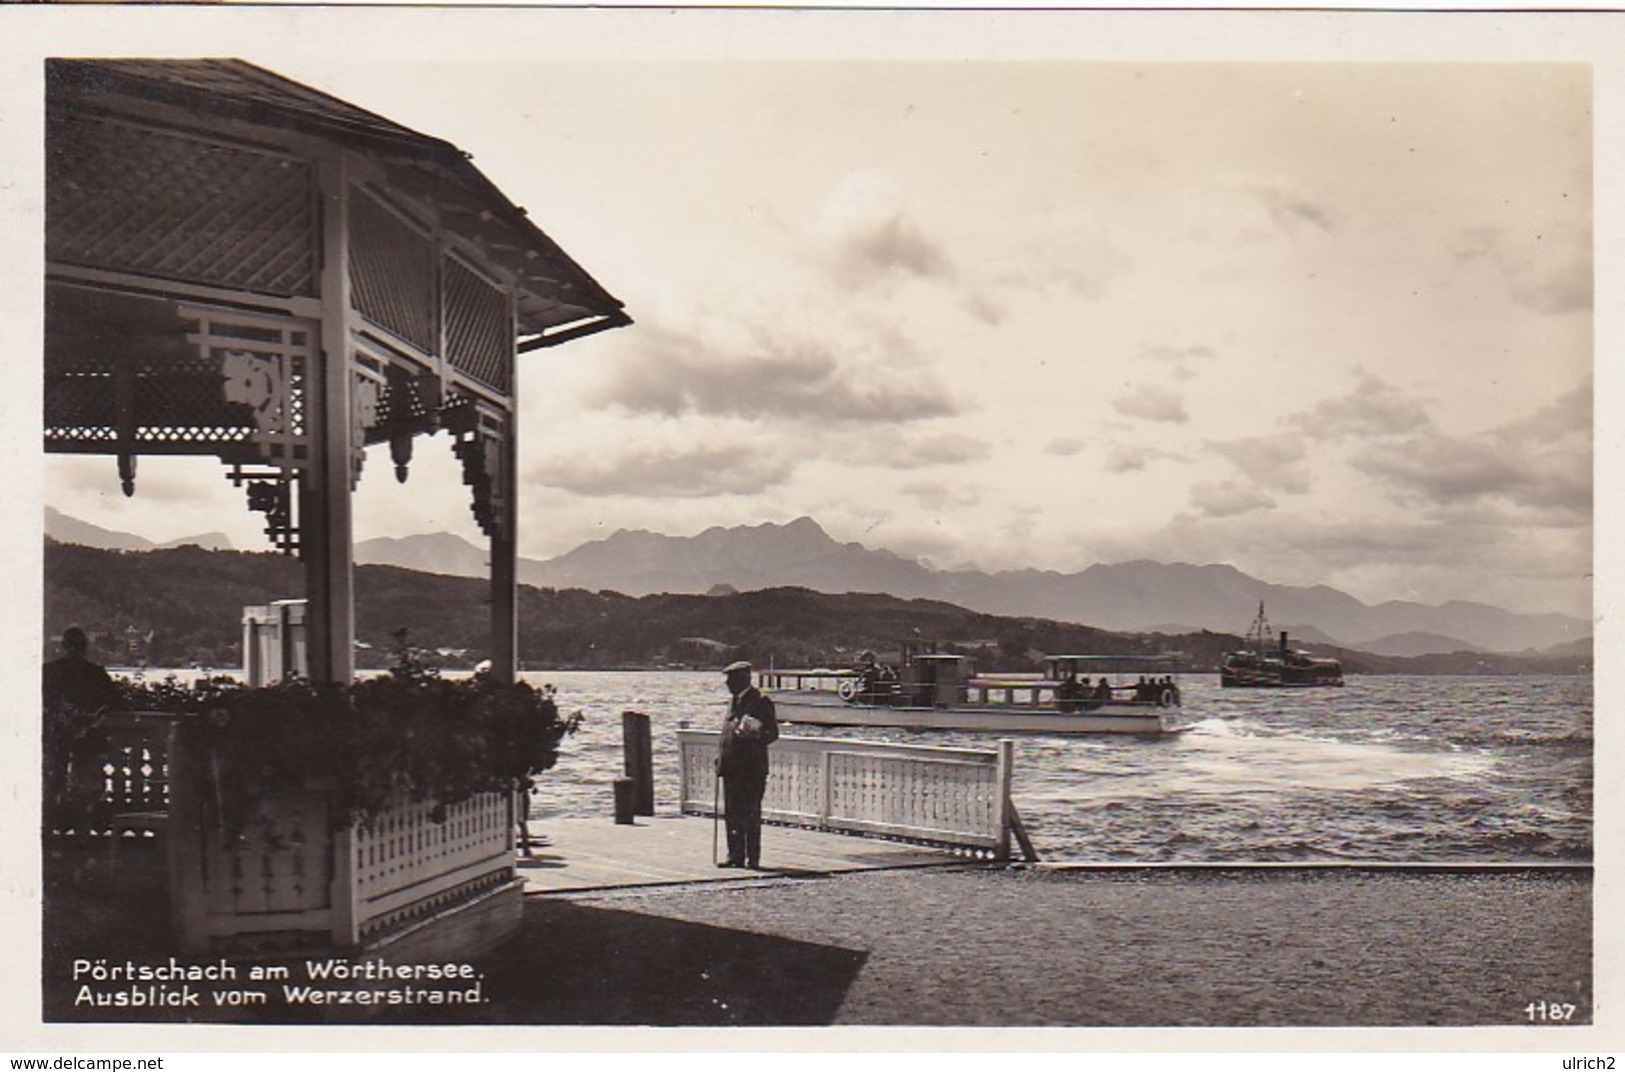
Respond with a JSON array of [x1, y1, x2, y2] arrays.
[[759, 649, 1187, 735], [1220, 602, 1345, 688]]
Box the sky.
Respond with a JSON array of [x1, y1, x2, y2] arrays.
[[30, 17, 1598, 621]]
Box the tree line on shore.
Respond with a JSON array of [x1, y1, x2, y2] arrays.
[[44, 540, 1590, 676]]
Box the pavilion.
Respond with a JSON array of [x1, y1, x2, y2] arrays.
[[45, 58, 628, 685], [42, 58, 628, 957]]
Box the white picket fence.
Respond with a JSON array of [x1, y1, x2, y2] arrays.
[[74, 714, 521, 954], [677, 728, 1017, 860]]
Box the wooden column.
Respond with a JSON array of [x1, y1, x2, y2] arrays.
[[622, 711, 654, 815], [329, 825, 360, 948], [994, 738, 1015, 863], [166, 724, 209, 955], [489, 293, 520, 685], [306, 153, 357, 684]]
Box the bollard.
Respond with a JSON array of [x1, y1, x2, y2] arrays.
[[622, 711, 655, 816], [613, 776, 636, 825]]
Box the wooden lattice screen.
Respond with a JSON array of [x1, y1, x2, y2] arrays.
[[349, 187, 438, 353], [47, 113, 318, 298], [444, 256, 514, 395]]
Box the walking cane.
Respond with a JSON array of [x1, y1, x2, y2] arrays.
[[712, 771, 722, 866]]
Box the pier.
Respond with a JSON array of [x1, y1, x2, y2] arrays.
[[516, 811, 963, 895], [516, 728, 1029, 894]]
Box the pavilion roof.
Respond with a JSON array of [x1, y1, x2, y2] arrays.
[[48, 58, 629, 350]]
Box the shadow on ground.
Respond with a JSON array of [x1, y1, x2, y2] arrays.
[[474, 898, 867, 1026]]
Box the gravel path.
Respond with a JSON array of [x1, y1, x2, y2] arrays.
[[542, 866, 1591, 1027]]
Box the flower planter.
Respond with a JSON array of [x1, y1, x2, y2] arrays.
[[61, 670, 573, 957], [167, 754, 520, 955]]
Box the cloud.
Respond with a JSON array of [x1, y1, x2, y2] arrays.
[[1451, 222, 1592, 315], [1215, 174, 1338, 239], [527, 436, 797, 498], [1207, 433, 1312, 494], [1189, 479, 1275, 518], [1045, 437, 1088, 458], [1137, 343, 1219, 381], [1111, 383, 1188, 424], [1289, 370, 1433, 441], [816, 170, 952, 285], [52, 455, 229, 506], [898, 480, 983, 510], [994, 220, 1133, 303], [1103, 442, 1184, 473], [588, 320, 963, 425], [1240, 175, 1337, 236], [958, 289, 1007, 325], [1352, 380, 1591, 520], [850, 431, 992, 470], [1493, 380, 1592, 447]]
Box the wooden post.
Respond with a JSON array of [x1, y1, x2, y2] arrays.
[[329, 823, 360, 949], [819, 750, 834, 830], [677, 729, 691, 812], [1008, 802, 1041, 863], [306, 152, 356, 685], [490, 421, 518, 686], [994, 738, 1014, 862], [612, 778, 636, 825], [622, 711, 654, 816], [165, 722, 209, 955], [487, 287, 521, 685]]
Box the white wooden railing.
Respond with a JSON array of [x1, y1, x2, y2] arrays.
[[677, 729, 1015, 860], [166, 782, 517, 953], [77, 722, 520, 954], [349, 791, 516, 943]]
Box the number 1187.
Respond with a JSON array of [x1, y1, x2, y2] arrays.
[[1525, 1000, 1577, 1022]]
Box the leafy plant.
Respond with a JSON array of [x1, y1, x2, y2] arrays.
[[119, 659, 579, 838]]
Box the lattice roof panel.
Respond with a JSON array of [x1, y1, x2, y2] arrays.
[[49, 58, 630, 345]]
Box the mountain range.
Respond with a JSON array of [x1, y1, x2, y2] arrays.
[[45, 506, 235, 553], [42, 540, 1588, 676], [349, 516, 1586, 657], [46, 508, 1588, 656]]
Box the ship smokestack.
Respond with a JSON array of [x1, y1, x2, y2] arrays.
[[1279, 630, 1289, 655]]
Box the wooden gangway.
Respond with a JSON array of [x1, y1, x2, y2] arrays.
[[517, 811, 963, 895], [676, 729, 1029, 860], [520, 731, 1034, 894]]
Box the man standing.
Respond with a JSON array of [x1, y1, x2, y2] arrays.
[[42, 626, 118, 830], [717, 660, 778, 869]]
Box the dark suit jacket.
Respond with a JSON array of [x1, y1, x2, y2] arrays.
[[718, 686, 779, 778]]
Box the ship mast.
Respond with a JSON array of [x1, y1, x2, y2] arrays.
[[1249, 600, 1272, 658]]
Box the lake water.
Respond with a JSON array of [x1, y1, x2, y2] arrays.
[[525, 670, 1594, 864]]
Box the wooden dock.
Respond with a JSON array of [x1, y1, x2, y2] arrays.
[[516, 810, 962, 895]]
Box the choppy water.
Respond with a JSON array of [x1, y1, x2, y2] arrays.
[[526, 671, 1593, 864]]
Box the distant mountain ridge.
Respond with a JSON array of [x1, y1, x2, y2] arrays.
[[355, 532, 491, 578], [514, 518, 1587, 654], [43, 540, 1589, 676], [53, 510, 1588, 656], [45, 506, 233, 553]]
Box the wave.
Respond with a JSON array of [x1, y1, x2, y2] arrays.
[[1443, 730, 1594, 749]]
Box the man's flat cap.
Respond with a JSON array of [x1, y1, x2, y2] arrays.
[[723, 660, 753, 674]]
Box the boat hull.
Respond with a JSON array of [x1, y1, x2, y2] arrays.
[[1219, 665, 1345, 688], [769, 692, 1180, 735]]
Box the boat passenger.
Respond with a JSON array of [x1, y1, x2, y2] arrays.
[[1055, 672, 1084, 713], [854, 650, 880, 698], [1093, 677, 1113, 702]]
